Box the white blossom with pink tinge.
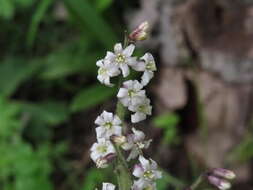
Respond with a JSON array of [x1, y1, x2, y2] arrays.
[[132, 156, 162, 190], [122, 128, 152, 161]]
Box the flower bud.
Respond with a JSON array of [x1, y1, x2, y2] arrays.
[[96, 153, 116, 168], [111, 135, 127, 145], [129, 21, 149, 42], [212, 168, 236, 180], [208, 175, 231, 190]]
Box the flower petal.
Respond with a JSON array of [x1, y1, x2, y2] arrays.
[[96, 126, 106, 139], [141, 71, 154, 86], [130, 60, 146, 71], [120, 64, 130, 77], [96, 59, 104, 67], [131, 112, 146, 123], [113, 115, 122, 125], [117, 88, 128, 98], [105, 51, 116, 61], [139, 155, 150, 170], [114, 43, 123, 54], [123, 44, 135, 57], [133, 164, 144, 178]]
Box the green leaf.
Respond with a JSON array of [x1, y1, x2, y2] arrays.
[[63, 0, 117, 49], [153, 113, 180, 145], [15, 0, 34, 7], [81, 168, 109, 190], [0, 97, 20, 138], [0, 0, 14, 19], [94, 0, 113, 12], [153, 112, 180, 129], [70, 84, 117, 112], [228, 135, 253, 163], [0, 58, 41, 97], [19, 101, 69, 125], [40, 49, 99, 80], [27, 0, 53, 47]]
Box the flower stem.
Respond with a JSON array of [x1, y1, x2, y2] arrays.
[[184, 174, 205, 190], [113, 32, 133, 190], [114, 144, 132, 190], [115, 89, 132, 190], [190, 175, 204, 190], [114, 104, 132, 190]]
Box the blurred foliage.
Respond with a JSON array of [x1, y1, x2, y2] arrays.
[[228, 133, 253, 163], [0, 0, 248, 189], [71, 84, 117, 113], [157, 170, 185, 190], [153, 112, 180, 145], [81, 167, 117, 190], [0, 97, 56, 190], [0, 0, 34, 19], [0, 0, 119, 189]]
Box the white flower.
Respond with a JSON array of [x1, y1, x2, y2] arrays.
[[97, 59, 120, 87], [122, 128, 152, 161], [132, 156, 162, 190], [105, 43, 137, 77], [95, 111, 122, 139], [129, 98, 152, 123], [117, 80, 146, 107], [131, 53, 156, 86], [90, 138, 115, 167], [102, 183, 116, 190]]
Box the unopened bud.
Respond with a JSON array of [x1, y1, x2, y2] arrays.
[[129, 21, 149, 42], [208, 175, 231, 190], [212, 168, 236, 180], [111, 135, 127, 145], [96, 153, 116, 168], [139, 21, 149, 30]]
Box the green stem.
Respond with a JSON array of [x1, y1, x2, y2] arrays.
[[186, 174, 205, 190], [114, 102, 132, 190], [113, 32, 133, 190], [191, 176, 202, 189], [114, 144, 132, 190]]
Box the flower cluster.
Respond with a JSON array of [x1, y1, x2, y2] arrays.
[[90, 21, 161, 190], [97, 43, 156, 86], [90, 111, 121, 168]]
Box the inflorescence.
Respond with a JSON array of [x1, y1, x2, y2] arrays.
[[90, 21, 162, 190]]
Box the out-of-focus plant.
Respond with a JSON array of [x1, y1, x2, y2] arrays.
[[153, 112, 180, 145], [228, 133, 253, 163], [0, 0, 34, 19], [0, 97, 55, 190], [0, 0, 122, 189], [0, 0, 239, 189]]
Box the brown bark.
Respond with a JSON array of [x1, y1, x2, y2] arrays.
[[127, 0, 253, 188]]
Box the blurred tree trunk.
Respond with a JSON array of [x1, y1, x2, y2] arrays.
[[127, 0, 253, 187]]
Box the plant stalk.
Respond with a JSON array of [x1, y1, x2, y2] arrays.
[[113, 32, 133, 190]]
